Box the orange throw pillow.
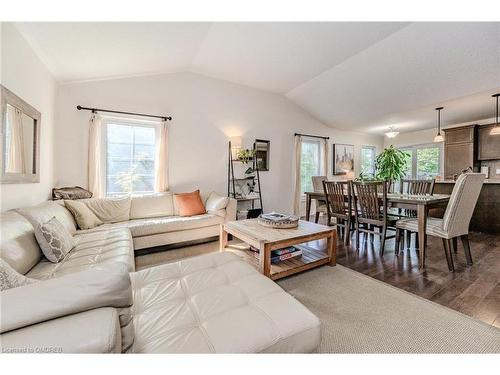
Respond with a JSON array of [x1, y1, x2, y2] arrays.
[[174, 190, 207, 217]]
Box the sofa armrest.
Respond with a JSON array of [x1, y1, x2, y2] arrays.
[[225, 198, 237, 222], [1, 265, 132, 334], [0, 308, 122, 353]]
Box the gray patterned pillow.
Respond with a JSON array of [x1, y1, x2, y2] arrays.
[[1, 258, 36, 291], [34, 217, 77, 263]]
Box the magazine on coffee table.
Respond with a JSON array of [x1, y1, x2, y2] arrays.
[[260, 212, 297, 222]]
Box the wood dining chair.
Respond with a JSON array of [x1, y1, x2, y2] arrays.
[[395, 173, 485, 272], [323, 180, 353, 245], [396, 178, 435, 250], [311, 176, 328, 223], [352, 181, 397, 255]]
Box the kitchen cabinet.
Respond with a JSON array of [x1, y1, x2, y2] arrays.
[[478, 124, 500, 160], [443, 125, 478, 179]]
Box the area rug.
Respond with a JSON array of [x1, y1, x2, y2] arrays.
[[135, 242, 500, 353], [278, 265, 500, 353]]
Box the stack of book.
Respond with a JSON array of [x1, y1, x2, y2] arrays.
[[271, 246, 302, 264], [248, 245, 303, 263]]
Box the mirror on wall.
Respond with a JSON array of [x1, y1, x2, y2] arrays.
[[254, 139, 270, 171], [1, 85, 40, 183]]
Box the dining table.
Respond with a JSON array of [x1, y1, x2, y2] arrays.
[[304, 190, 451, 268]]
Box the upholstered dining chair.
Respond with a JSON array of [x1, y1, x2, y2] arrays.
[[351, 180, 397, 255], [311, 176, 328, 223], [323, 180, 353, 245], [395, 173, 485, 272]]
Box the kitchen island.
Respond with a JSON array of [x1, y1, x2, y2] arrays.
[[433, 179, 500, 233]]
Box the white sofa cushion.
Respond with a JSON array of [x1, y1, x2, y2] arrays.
[[130, 252, 320, 353], [0, 211, 42, 274], [130, 192, 174, 219], [17, 201, 77, 236], [26, 228, 134, 280], [79, 214, 224, 238], [79, 196, 131, 223]]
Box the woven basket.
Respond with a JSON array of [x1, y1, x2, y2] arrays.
[[257, 216, 299, 229]]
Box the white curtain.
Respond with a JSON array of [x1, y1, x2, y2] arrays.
[[154, 120, 169, 192], [88, 113, 104, 198], [292, 135, 303, 215], [6, 106, 26, 174], [322, 138, 328, 176]]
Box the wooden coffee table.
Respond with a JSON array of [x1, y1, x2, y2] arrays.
[[220, 219, 336, 280]]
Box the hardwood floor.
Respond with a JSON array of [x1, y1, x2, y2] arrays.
[[332, 226, 500, 328]]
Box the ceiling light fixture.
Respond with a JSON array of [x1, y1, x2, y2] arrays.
[[433, 107, 445, 143], [385, 126, 399, 138], [490, 93, 500, 136]]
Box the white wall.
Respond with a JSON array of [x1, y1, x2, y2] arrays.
[[55, 72, 383, 213], [0, 23, 56, 211]]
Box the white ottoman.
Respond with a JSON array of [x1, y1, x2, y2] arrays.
[[130, 251, 320, 353]]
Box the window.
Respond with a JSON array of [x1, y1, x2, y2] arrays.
[[397, 144, 442, 180], [103, 119, 158, 196], [300, 138, 322, 195], [360, 146, 376, 177], [416, 147, 440, 179]]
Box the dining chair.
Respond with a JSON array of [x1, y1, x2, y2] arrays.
[[323, 180, 353, 245], [397, 178, 435, 249], [311, 176, 328, 223], [395, 173, 485, 272], [351, 181, 397, 255]]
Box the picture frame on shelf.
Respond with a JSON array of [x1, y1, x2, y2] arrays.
[[333, 143, 354, 175]]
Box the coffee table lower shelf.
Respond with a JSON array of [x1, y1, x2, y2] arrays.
[[226, 244, 330, 281]]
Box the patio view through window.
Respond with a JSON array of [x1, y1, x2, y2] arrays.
[[300, 139, 321, 195], [398, 144, 442, 180], [105, 121, 157, 196]]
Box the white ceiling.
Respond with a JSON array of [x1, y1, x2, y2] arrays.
[[14, 22, 500, 134]]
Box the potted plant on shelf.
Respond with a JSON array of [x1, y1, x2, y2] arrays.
[[236, 149, 256, 164], [375, 145, 410, 183]]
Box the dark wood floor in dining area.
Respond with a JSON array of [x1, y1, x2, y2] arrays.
[[320, 218, 500, 328]]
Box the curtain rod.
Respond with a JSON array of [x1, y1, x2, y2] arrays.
[[76, 105, 172, 121], [294, 133, 329, 140]]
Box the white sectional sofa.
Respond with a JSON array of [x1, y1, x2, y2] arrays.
[[76, 191, 238, 251], [0, 193, 321, 353]]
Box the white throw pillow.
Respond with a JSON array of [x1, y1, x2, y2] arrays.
[[80, 196, 131, 223], [205, 192, 229, 213], [34, 217, 77, 263], [130, 192, 175, 219], [0, 258, 36, 291]]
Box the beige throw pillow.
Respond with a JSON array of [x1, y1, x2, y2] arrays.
[[80, 197, 131, 223], [34, 217, 77, 263], [1, 258, 36, 291], [65, 200, 103, 230]]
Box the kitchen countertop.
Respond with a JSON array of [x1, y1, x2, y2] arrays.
[[436, 179, 500, 184]]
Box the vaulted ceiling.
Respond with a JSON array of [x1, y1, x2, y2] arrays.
[[14, 22, 500, 134]]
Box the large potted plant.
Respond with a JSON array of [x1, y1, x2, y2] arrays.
[[375, 145, 410, 183]]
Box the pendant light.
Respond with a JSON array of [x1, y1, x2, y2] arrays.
[[385, 126, 399, 138], [490, 93, 500, 136], [433, 107, 444, 143]]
